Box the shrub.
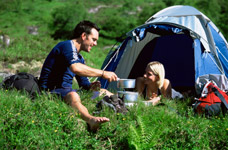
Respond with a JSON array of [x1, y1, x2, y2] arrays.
[[49, 1, 88, 40], [96, 9, 137, 41]]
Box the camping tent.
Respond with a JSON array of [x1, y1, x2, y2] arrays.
[[99, 5, 228, 93]]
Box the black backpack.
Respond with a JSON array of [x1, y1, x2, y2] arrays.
[[0, 72, 41, 99]]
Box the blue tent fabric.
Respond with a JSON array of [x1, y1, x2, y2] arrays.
[[100, 37, 131, 89], [147, 24, 184, 35], [209, 24, 228, 77], [194, 39, 222, 79], [100, 5, 228, 91], [133, 24, 185, 41]]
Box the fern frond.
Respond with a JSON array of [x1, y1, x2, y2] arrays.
[[129, 124, 140, 145], [130, 141, 140, 150], [137, 116, 147, 144], [145, 131, 153, 143]]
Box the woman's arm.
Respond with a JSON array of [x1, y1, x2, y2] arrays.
[[161, 79, 172, 98]]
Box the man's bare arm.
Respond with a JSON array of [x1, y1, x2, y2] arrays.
[[70, 63, 118, 82]]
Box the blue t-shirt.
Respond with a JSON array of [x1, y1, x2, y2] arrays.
[[39, 40, 91, 90]]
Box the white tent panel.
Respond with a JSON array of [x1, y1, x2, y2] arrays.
[[147, 16, 211, 52], [148, 5, 203, 20]]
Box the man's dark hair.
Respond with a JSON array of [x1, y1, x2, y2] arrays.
[[72, 20, 100, 39]]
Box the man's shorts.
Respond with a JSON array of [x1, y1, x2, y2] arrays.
[[50, 87, 77, 99], [50, 87, 100, 100]]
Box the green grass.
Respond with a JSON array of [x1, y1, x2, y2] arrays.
[[1, 89, 228, 149], [0, 0, 65, 37], [0, 35, 112, 71], [0, 35, 57, 63], [1, 0, 228, 149]]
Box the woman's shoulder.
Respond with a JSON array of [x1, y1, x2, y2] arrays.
[[164, 78, 170, 84], [162, 79, 171, 88]]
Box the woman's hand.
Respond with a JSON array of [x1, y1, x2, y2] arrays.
[[147, 96, 161, 106]]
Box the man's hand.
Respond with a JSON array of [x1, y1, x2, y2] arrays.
[[102, 71, 118, 82], [90, 81, 101, 91]]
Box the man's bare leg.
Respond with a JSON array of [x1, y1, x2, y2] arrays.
[[64, 91, 109, 132]]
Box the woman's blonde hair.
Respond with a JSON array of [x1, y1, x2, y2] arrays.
[[147, 61, 165, 89]]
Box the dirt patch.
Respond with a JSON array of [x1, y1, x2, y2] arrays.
[[0, 60, 44, 77]]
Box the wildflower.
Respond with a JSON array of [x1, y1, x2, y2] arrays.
[[117, 113, 120, 116], [122, 118, 126, 121], [226, 128, 228, 131], [17, 113, 20, 115], [32, 120, 35, 123], [55, 130, 57, 132], [187, 121, 190, 124], [209, 125, 212, 128]]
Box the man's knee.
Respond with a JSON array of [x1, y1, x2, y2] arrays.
[[64, 91, 81, 105]]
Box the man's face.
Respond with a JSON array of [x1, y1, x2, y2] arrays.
[[81, 28, 99, 52]]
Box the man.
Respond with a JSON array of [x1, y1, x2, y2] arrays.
[[39, 20, 118, 131]]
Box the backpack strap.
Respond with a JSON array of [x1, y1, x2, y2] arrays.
[[14, 72, 32, 80], [192, 99, 202, 112], [212, 87, 228, 110]]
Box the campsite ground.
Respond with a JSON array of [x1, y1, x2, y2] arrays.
[[2, 88, 228, 149], [1, 0, 228, 149]]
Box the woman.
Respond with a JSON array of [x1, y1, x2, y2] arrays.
[[136, 61, 172, 105]]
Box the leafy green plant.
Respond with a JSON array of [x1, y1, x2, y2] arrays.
[[49, 1, 88, 40], [128, 116, 152, 149], [1, 0, 228, 149], [1, 88, 228, 149], [137, 1, 166, 24]]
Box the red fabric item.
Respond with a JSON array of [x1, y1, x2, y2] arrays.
[[195, 82, 228, 114]]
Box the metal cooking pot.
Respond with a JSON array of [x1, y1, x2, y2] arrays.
[[117, 79, 136, 89], [143, 101, 152, 106], [124, 102, 136, 107], [118, 91, 138, 102]]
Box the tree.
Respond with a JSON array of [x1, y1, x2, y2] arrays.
[[137, 1, 166, 24], [49, 2, 88, 39]]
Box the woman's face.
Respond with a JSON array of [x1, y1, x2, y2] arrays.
[[143, 67, 158, 84]]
